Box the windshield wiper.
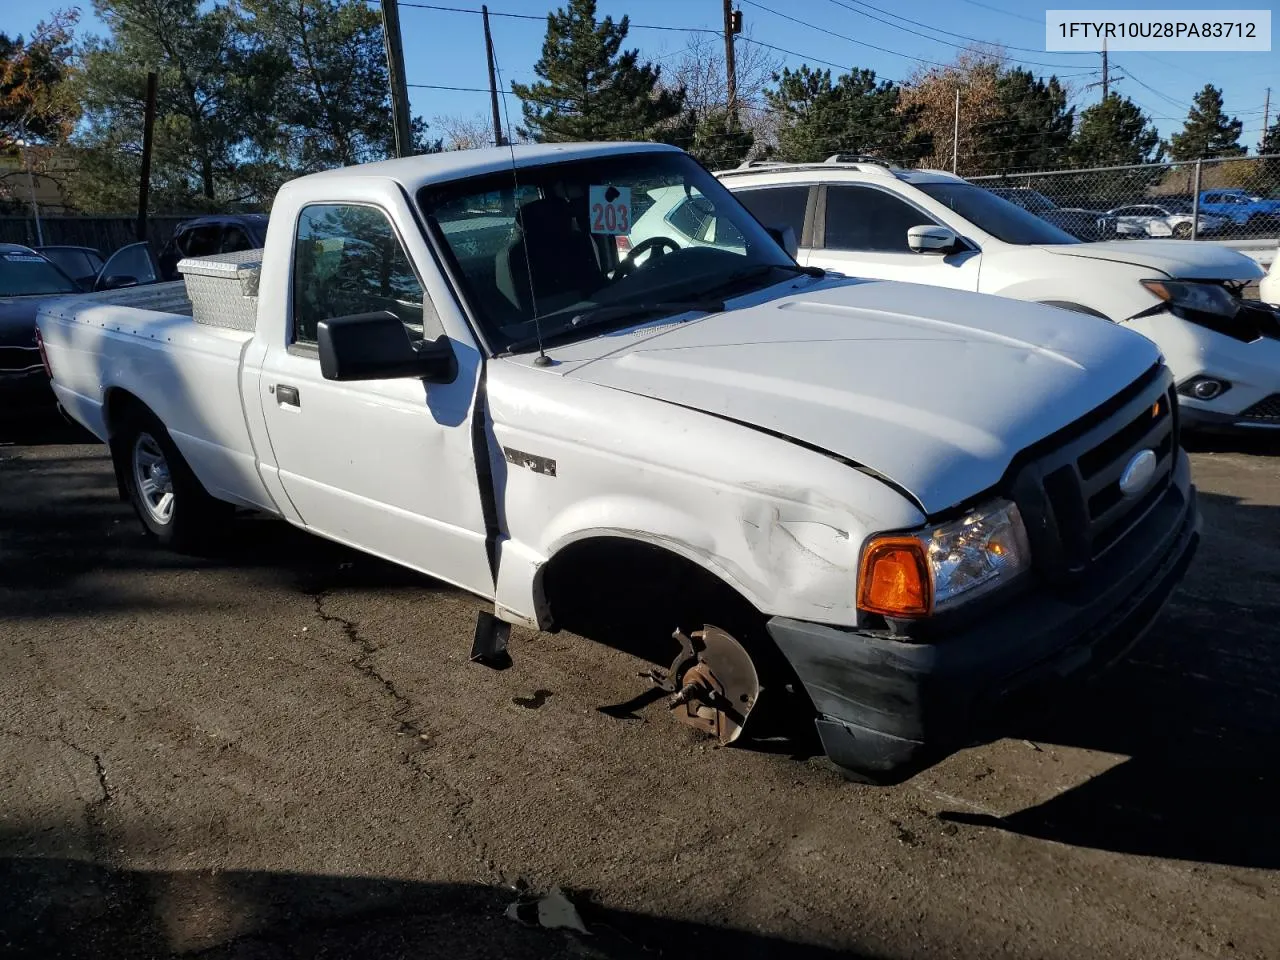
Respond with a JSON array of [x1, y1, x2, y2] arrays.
[[697, 262, 824, 299], [505, 299, 725, 353]]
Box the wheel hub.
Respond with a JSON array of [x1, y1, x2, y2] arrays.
[[655, 625, 760, 745]]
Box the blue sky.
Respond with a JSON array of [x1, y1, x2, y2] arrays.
[[10, 0, 1280, 147]]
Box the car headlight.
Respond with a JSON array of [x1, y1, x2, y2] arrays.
[[857, 499, 1031, 619], [1141, 279, 1238, 317]]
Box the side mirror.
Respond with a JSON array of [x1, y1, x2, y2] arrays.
[[96, 274, 139, 291], [907, 224, 961, 255], [317, 311, 457, 383], [765, 224, 799, 259]]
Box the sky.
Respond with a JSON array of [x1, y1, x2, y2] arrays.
[[8, 0, 1280, 148]]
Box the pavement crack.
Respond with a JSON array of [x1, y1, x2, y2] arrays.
[[305, 588, 505, 887]]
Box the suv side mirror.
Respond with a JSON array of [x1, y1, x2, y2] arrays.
[[765, 224, 799, 259], [907, 224, 960, 254], [317, 311, 457, 383]]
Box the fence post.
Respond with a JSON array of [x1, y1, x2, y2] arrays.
[[1190, 159, 1203, 240]]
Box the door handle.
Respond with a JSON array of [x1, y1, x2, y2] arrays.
[[275, 384, 300, 407]]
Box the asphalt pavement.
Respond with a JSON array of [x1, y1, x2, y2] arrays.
[[1, 409, 1277, 959]]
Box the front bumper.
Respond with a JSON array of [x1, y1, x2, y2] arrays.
[[769, 462, 1200, 783]]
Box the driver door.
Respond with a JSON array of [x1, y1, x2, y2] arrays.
[[255, 201, 494, 597]]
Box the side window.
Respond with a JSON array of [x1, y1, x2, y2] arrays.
[[183, 225, 221, 258], [666, 196, 715, 241], [221, 225, 253, 253], [824, 186, 935, 253], [293, 203, 428, 346], [735, 187, 808, 240]]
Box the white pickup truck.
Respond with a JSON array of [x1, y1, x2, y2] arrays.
[[37, 142, 1199, 782]]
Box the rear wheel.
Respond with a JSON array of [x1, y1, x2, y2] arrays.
[[117, 407, 232, 550]]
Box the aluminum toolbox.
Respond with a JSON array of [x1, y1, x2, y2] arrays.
[[178, 249, 262, 331]]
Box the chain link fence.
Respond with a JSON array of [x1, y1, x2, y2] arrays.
[[969, 154, 1280, 246]]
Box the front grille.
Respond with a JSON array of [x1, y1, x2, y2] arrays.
[[1010, 367, 1177, 583], [0, 345, 41, 373], [1238, 393, 1280, 423]]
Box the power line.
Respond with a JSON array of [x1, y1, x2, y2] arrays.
[[392, 2, 720, 34], [823, 0, 1093, 71], [826, 0, 1090, 59], [736, 0, 950, 70]]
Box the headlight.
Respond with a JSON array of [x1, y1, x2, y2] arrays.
[[1141, 279, 1238, 317], [857, 499, 1031, 619]]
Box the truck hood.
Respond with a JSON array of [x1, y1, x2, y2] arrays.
[[563, 280, 1160, 514], [1038, 240, 1263, 281]]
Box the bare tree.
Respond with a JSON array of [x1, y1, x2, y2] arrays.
[[432, 112, 497, 151], [666, 30, 780, 145]]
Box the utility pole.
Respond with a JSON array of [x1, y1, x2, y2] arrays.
[[952, 87, 960, 173], [380, 0, 414, 158], [15, 115, 43, 247], [483, 6, 505, 147], [1263, 87, 1272, 149], [1101, 37, 1109, 100], [137, 71, 158, 243], [723, 1, 740, 130]]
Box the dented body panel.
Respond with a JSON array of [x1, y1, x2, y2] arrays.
[[36, 143, 1200, 780]]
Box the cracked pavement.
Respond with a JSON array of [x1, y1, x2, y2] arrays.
[[1, 413, 1277, 959]]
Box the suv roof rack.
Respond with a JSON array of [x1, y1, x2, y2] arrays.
[[825, 153, 896, 168], [734, 159, 791, 170]]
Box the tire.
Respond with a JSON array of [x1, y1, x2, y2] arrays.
[[1172, 221, 1193, 239], [116, 406, 232, 551]]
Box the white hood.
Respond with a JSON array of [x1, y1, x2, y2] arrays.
[[1039, 240, 1264, 281], [561, 280, 1160, 514]]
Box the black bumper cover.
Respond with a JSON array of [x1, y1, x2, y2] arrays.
[[768, 463, 1201, 783]]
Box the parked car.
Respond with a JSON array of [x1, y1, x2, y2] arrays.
[[36, 245, 106, 288], [983, 186, 1121, 240], [0, 243, 85, 401], [1260, 250, 1280, 307], [38, 142, 1199, 784], [721, 157, 1278, 431], [158, 214, 269, 280], [1108, 200, 1227, 239], [1198, 189, 1280, 226], [1, 241, 166, 406]]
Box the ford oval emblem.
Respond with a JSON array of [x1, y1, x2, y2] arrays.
[[1119, 449, 1157, 497]]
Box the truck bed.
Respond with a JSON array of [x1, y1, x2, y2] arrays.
[[37, 282, 278, 513]]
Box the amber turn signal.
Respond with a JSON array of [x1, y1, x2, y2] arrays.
[[857, 536, 932, 618]]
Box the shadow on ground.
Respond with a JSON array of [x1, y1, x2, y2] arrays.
[[0, 853, 874, 959], [944, 488, 1280, 870]]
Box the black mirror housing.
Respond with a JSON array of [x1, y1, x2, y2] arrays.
[[317, 311, 457, 383], [765, 224, 799, 259]]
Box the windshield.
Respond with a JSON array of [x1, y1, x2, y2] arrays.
[[920, 183, 1079, 245], [0, 250, 80, 297], [417, 150, 796, 351]]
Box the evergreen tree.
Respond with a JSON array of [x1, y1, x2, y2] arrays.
[[985, 68, 1073, 173], [1168, 84, 1244, 160], [686, 109, 754, 168], [1258, 117, 1280, 194], [1070, 94, 1161, 166], [511, 0, 685, 143], [765, 65, 929, 164], [238, 0, 415, 172], [71, 0, 272, 208]]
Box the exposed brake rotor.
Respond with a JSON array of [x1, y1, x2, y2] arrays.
[[652, 624, 760, 745]]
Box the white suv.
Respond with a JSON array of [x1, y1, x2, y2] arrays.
[[719, 157, 1280, 432]]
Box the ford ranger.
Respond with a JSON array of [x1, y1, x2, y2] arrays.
[[36, 143, 1200, 782]]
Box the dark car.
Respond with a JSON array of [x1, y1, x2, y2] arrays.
[[0, 244, 82, 401], [36, 245, 106, 289], [984, 187, 1119, 241], [159, 214, 268, 280], [0, 241, 166, 406]]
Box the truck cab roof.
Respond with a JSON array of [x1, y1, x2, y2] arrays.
[[285, 142, 681, 196]]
